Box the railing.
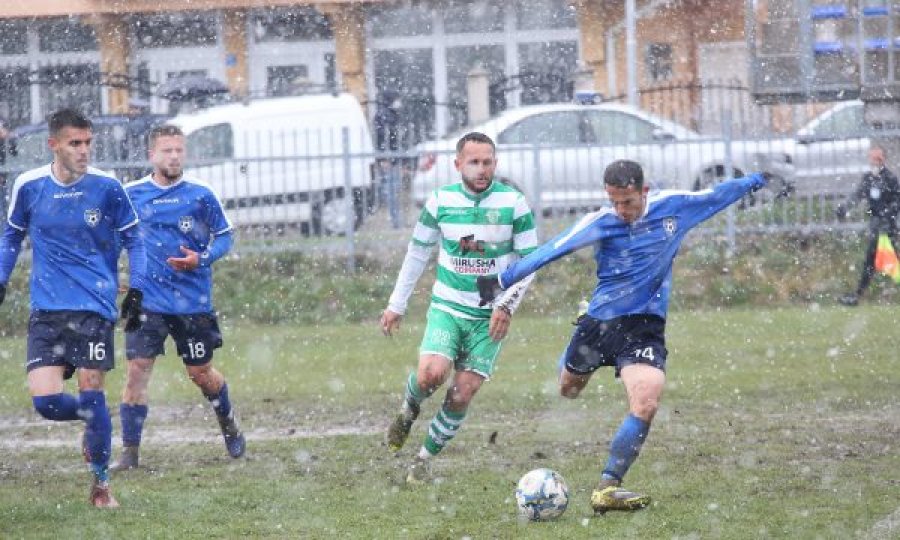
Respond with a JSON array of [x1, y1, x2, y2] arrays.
[[1, 116, 887, 269]]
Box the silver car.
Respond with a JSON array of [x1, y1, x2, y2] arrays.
[[786, 100, 871, 195], [412, 102, 793, 210]]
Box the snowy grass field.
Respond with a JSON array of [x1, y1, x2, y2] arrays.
[[0, 306, 898, 539]]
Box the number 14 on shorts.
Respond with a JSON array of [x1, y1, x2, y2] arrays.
[[634, 347, 655, 361]]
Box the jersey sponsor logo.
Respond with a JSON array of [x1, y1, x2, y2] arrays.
[[459, 234, 485, 255], [53, 191, 84, 199], [178, 216, 194, 233], [663, 217, 677, 237], [154, 197, 180, 205], [450, 256, 496, 275], [443, 208, 469, 215], [84, 208, 102, 227]]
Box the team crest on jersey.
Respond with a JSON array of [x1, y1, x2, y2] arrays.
[[663, 217, 677, 237], [485, 209, 501, 224], [84, 209, 101, 227], [178, 216, 194, 233]]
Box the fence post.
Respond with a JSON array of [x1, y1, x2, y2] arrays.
[[530, 143, 544, 236], [342, 126, 356, 272], [722, 108, 736, 258]]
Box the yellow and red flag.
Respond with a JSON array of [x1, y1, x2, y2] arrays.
[[874, 233, 900, 284]]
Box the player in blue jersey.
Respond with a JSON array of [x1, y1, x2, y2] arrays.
[[0, 109, 147, 508], [111, 124, 243, 471], [477, 160, 769, 514]]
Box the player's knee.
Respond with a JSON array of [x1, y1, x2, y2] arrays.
[[186, 363, 212, 385], [630, 397, 660, 421], [448, 380, 480, 406], [559, 383, 582, 399], [417, 366, 446, 393], [33, 394, 69, 421], [558, 372, 587, 399]]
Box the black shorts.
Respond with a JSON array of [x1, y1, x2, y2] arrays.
[[26, 310, 115, 379], [562, 314, 667, 377], [125, 311, 223, 366]]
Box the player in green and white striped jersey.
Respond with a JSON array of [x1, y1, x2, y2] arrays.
[[380, 132, 538, 484]]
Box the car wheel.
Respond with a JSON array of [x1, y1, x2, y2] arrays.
[[318, 190, 364, 236]]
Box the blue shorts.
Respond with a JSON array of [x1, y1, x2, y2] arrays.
[[27, 310, 115, 379], [125, 311, 222, 366], [562, 314, 667, 377]]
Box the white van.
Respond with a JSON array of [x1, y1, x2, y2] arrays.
[[169, 93, 375, 235]]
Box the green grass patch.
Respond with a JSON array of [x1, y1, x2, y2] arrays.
[[0, 306, 898, 538]]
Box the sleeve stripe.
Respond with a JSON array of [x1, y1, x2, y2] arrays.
[[117, 218, 139, 232], [214, 226, 233, 236], [6, 220, 25, 231], [411, 237, 436, 247], [552, 209, 612, 249]]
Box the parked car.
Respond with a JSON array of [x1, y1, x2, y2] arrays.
[[3, 113, 170, 182], [169, 92, 376, 235], [412, 102, 793, 210], [786, 100, 873, 195]]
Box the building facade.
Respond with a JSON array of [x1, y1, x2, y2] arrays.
[[0, 1, 747, 137]]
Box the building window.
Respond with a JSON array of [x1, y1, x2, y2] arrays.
[[443, 1, 505, 34], [132, 12, 218, 48], [267, 65, 310, 97], [516, 0, 577, 30], [373, 48, 435, 146], [37, 17, 98, 53], [252, 7, 332, 42], [646, 43, 674, 82], [446, 45, 506, 132], [38, 64, 102, 117], [517, 41, 577, 105], [368, 4, 434, 38], [0, 67, 30, 129], [0, 20, 28, 55]]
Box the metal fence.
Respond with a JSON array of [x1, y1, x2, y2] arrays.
[[2, 104, 891, 268]]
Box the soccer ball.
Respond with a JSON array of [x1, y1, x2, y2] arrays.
[[515, 468, 569, 521]]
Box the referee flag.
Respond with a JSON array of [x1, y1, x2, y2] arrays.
[[874, 233, 900, 283]]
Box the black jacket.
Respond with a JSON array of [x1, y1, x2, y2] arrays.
[[847, 166, 900, 224]]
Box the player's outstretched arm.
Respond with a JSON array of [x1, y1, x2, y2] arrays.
[[492, 210, 609, 297], [678, 172, 769, 228]]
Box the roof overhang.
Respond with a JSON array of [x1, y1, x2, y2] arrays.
[[0, 0, 381, 18]]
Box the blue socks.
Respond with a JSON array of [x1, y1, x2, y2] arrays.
[[204, 382, 232, 418], [32, 393, 81, 421], [78, 390, 112, 482], [602, 413, 651, 483], [120, 403, 149, 447]]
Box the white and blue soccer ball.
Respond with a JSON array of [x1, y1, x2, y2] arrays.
[[515, 468, 569, 521]]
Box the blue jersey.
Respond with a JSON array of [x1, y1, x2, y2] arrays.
[[126, 175, 233, 314], [499, 174, 766, 321], [2, 165, 143, 320]]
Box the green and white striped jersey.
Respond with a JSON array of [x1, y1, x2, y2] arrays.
[[399, 180, 538, 319]]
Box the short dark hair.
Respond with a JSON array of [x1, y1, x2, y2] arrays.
[[456, 132, 496, 154], [603, 159, 644, 190], [148, 124, 184, 147], [48, 108, 91, 136]]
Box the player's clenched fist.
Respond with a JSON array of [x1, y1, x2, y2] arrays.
[[381, 309, 402, 337], [476, 275, 503, 306], [120, 288, 144, 332]]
